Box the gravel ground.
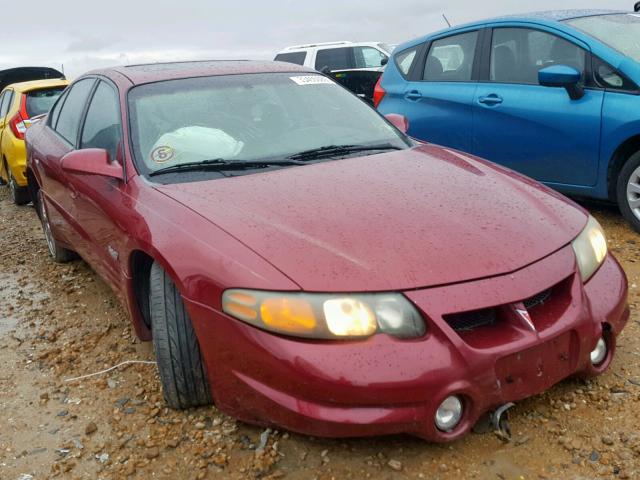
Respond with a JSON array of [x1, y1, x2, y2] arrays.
[[0, 187, 638, 480]]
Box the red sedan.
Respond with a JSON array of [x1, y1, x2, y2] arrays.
[[26, 61, 628, 442]]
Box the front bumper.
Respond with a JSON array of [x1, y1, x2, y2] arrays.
[[187, 246, 628, 442]]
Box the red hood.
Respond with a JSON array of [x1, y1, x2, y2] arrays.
[[154, 145, 587, 292]]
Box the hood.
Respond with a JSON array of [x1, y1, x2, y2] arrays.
[[154, 145, 587, 292]]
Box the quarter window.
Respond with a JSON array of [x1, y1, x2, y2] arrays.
[[423, 32, 478, 82], [0, 92, 8, 118], [0, 90, 14, 118], [80, 81, 122, 161], [55, 78, 95, 145], [395, 46, 419, 77], [274, 52, 307, 65], [490, 28, 586, 84]]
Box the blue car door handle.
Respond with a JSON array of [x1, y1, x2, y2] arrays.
[[478, 94, 503, 106], [405, 90, 422, 101]]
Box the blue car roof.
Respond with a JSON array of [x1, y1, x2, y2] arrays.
[[494, 9, 625, 22], [397, 9, 629, 52]]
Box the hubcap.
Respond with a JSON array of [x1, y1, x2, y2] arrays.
[[39, 193, 56, 257], [628, 165, 640, 221], [8, 170, 17, 199]]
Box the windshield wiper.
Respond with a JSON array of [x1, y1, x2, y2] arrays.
[[287, 143, 404, 161], [148, 158, 304, 177]]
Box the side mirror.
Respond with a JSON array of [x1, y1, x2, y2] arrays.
[[538, 65, 584, 100], [384, 113, 409, 134], [381, 57, 389, 67], [61, 148, 124, 180]]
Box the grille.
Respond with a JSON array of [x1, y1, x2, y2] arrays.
[[523, 288, 552, 310], [445, 308, 497, 332]]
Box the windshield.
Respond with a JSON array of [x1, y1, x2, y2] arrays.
[[565, 13, 640, 62], [128, 73, 409, 176], [26, 87, 65, 117], [378, 43, 395, 54]]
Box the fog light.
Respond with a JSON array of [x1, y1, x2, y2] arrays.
[[590, 337, 607, 365], [435, 395, 463, 432]]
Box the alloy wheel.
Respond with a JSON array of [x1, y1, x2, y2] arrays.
[[8, 169, 17, 200], [627, 164, 640, 222], [38, 192, 57, 258]]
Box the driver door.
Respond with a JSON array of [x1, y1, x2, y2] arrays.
[[64, 80, 128, 293]]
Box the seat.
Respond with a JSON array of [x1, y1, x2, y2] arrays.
[[424, 55, 444, 81], [492, 45, 517, 83]]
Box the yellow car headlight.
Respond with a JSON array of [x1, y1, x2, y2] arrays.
[[222, 290, 425, 340], [571, 215, 607, 282]]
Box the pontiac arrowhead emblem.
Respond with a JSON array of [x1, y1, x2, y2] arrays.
[[512, 302, 536, 332]]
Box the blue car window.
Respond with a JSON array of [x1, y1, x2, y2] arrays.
[[423, 31, 478, 82], [566, 14, 640, 63], [490, 28, 586, 85], [395, 47, 419, 77]]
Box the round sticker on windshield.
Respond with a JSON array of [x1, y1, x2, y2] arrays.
[[150, 146, 174, 164]]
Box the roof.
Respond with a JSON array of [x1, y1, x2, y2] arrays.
[[282, 41, 354, 51], [495, 9, 626, 22], [90, 60, 315, 86], [397, 9, 630, 53], [8, 78, 69, 93]]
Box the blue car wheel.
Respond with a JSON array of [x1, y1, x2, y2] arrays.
[[617, 152, 640, 233]]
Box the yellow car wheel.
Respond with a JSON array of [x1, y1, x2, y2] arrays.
[[8, 168, 30, 205]]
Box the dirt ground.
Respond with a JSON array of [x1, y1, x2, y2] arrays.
[[0, 187, 638, 480]]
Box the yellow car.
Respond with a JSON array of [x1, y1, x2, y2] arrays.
[[0, 78, 68, 204]]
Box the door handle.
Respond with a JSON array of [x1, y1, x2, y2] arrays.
[[404, 90, 422, 101], [69, 186, 78, 200], [478, 94, 503, 106]]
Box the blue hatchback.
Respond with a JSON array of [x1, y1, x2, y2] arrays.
[[376, 9, 640, 232]]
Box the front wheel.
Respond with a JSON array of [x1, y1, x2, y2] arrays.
[[149, 262, 212, 409], [8, 168, 30, 205], [617, 151, 640, 233]]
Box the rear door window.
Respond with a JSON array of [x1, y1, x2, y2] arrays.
[[80, 81, 122, 160], [54, 78, 95, 145], [274, 52, 307, 65], [26, 87, 66, 117], [354, 47, 388, 68], [48, 89, 69, 129], [424, 31, 478, 82], [315, 47, 353, 71], [490, 28, 586, 84]]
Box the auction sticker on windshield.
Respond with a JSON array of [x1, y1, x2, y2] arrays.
[[290, 76, 335, 86]]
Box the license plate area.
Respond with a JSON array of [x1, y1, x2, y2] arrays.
[[495, 331, 578, 400]]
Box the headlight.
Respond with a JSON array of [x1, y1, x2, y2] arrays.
[[222, 290, 425, 340], [571, 215, 607, 282]]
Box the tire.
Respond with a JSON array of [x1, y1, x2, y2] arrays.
[[617, 151, 640, 234], [149, 262, 212, 409], [8, 168, 30, 205], [37, 190, 76, 263]]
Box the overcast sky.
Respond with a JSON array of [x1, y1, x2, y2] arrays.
[[0, 0, 632, 78]]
